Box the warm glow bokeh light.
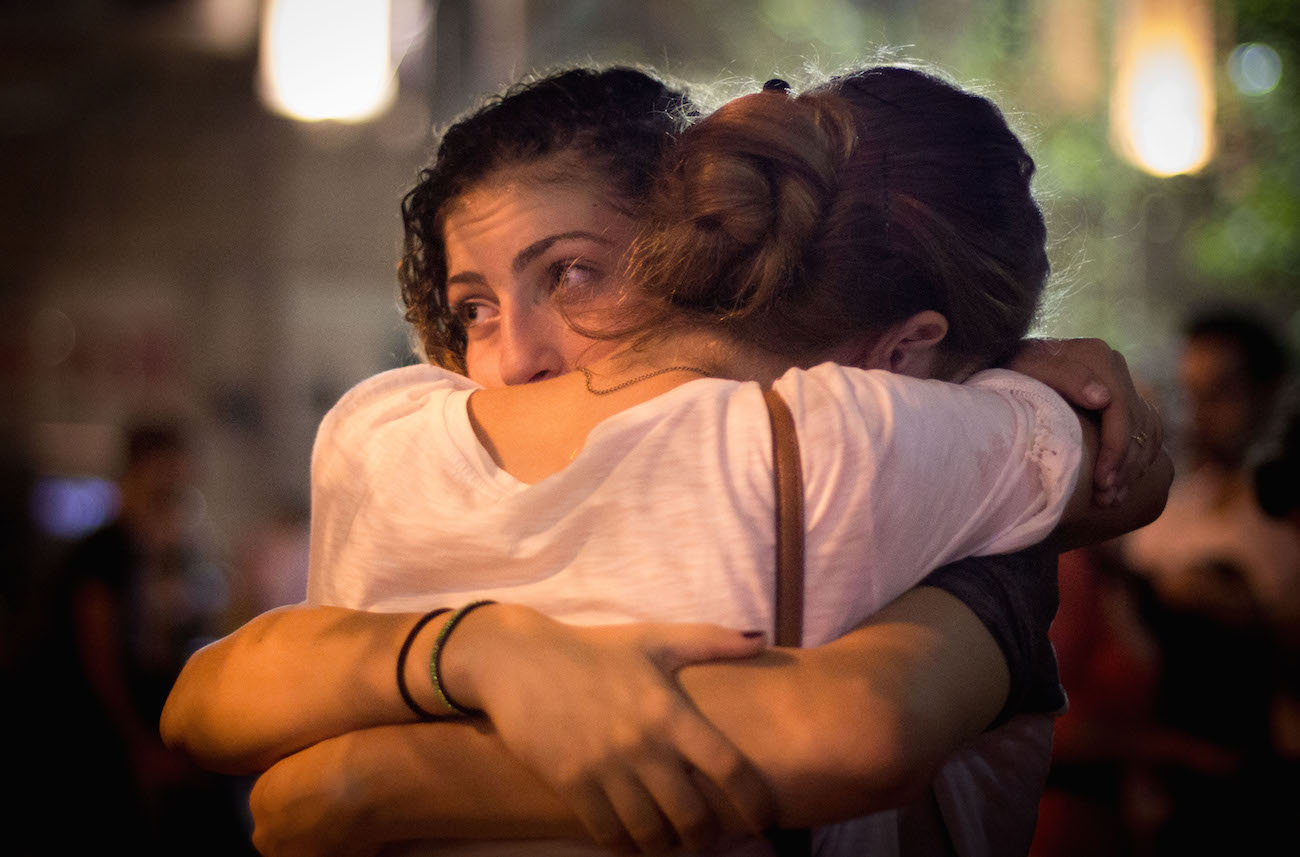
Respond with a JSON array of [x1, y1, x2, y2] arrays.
[[259, 0, 396, 122], [1111, 0, 1215, 177]]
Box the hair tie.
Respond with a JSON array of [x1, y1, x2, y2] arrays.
[[429, 600, 497, 716], [762, 78, 791, 94], [396, 608, 452, 721]]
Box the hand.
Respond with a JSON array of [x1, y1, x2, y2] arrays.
[[250, 735, 379, 857], [444, 604, 776, 853], [1008, 338, 1164, 505]]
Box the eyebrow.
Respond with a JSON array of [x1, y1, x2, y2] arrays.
[[445, 230, 615, 287]]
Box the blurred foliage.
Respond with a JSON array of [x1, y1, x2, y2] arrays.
[[1027, 0, 1299, 378]]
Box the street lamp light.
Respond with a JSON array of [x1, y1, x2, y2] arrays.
[[1110, 0, 1215, 177]]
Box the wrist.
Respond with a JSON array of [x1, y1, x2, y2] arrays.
[[439, 602, 539, 714], [399, 609, 452, 718]]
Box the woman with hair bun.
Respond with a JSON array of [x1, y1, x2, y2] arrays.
[[165, 66, 1169, 856]]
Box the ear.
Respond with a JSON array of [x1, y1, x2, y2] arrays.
[[862, 311, 949, 377]]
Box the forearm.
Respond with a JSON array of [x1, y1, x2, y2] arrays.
[[259, 587, 1008, 843], [679, 585, 1007, 826], [161, 605, 441, 774], [251, 721, 581, 853]]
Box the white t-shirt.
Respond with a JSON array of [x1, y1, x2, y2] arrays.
[[306, 362, 1082, 856]]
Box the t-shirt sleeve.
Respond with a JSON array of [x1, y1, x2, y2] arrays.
[[776, 364, 1083, 616], [920, 548, 1066, 727], [305, 364, 474, 606]]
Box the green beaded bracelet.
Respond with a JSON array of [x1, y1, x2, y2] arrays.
[[429, 600, 497, 716], [396, 607, 452, 721]]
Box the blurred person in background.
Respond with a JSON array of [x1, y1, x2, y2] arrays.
[[1251, 402, 1300, 764], [1035, 308, 1299, 857], [50, 420, 253, 855], [1111, 307, 1299, 854]]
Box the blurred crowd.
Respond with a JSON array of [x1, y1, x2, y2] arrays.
[[3, 302, 1297, 854], [2, 421, 306, 854], [1033, 306, 1300, 856]]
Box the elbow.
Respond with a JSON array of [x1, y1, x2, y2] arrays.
[[159, 651, 267, 776], [833, 685, 945, 807], [159, 658, 205, 757], [771, 678, 940, 825]]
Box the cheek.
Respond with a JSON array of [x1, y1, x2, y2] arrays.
[[539, 303, 608, 371], [558, 328, 617, 369], [464, 341, 502, 387]]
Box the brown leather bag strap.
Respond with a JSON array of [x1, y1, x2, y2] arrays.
[[763, 388, 804, 648], [762, 386, 812, 856]]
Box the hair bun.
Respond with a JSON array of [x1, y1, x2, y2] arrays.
[[635, 90, 855, 319]]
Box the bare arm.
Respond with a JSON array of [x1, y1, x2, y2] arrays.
[[161, 605, 425, 774], [248, 586, 1006, 855]]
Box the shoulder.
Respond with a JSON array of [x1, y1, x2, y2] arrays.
[[329, 364, 477, 419], [318, 365, 476, 443], [770, 362, 992, 436], [965, 367, 1072, 409], [311, 364, 478, 492]]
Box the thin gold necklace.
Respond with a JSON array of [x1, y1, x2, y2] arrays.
[[579, 365, 710, 395]]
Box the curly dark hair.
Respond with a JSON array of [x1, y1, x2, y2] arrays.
[[398, 66, 693, 371]]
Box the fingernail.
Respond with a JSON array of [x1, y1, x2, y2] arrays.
[[1100, 470, 1115, 489], [1084, 383, 1109, 405], [1115, 487, 1128, 504]]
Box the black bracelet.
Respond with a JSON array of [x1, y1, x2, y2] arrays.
[[396, 608, 452, 721], [429, 600, 497, 716]]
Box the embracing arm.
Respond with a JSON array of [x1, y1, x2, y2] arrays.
[[161, 606, 425, 774], [248, 585, 1007, 854]]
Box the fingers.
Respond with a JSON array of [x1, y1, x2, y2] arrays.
[[1094, 391, 1133, 504], [602, 771, 680, 854], [1097, 395, 1166, 509], [587, 689, 770, 852], [1010, 339, 1113, 408], [637, 761, 722, 852], [601, 718, 768, 853], [567, 779, 641, 854], [671, 709, 777, 835], [640, 623, 766, 673], [1113, 396, 1165, 497]]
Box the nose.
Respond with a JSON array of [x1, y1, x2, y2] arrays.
[[498, 304, 565, 386]]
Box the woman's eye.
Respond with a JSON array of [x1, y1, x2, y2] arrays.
[[452, 300, 498, 328], [549, 259, 600, 292]]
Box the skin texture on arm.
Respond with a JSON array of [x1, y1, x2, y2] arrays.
[[248, 586, 1008, 855], [161, 606, 424, 774]]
